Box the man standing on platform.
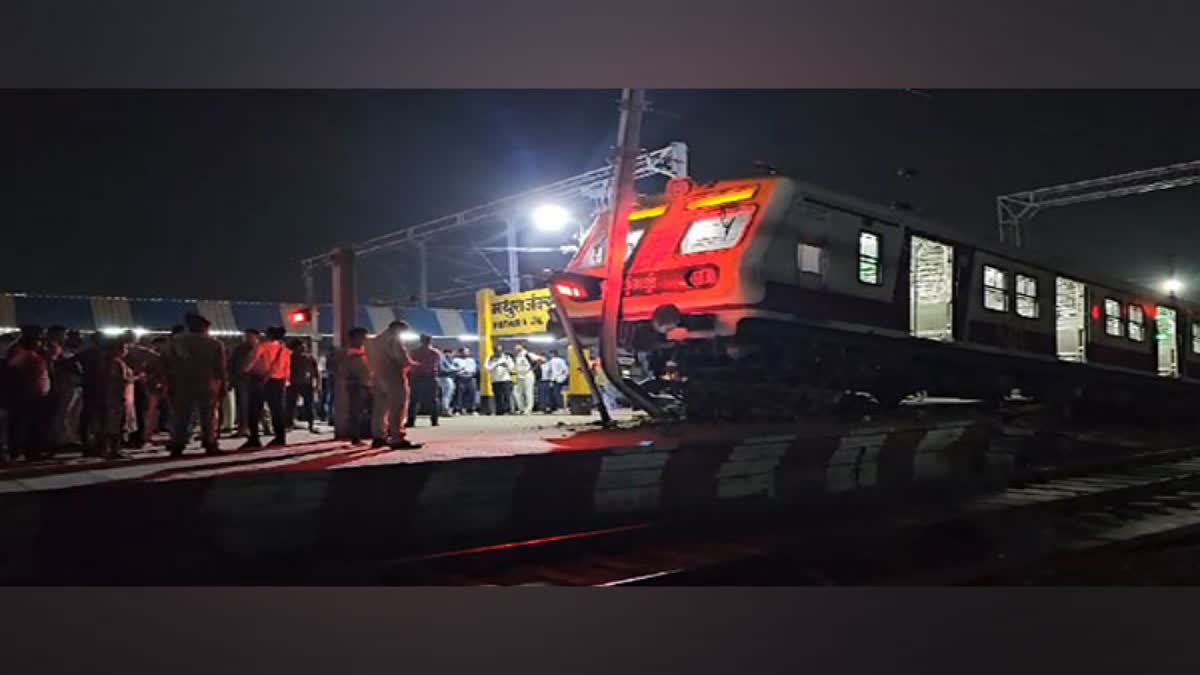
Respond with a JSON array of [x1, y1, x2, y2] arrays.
[[366, 321, 422, 450], [486, 346, 515, 415], [438, 348, 458, 416], [162, 313, 227, 456], [286, 340, 319, 433], [452, 346, 478, 414], [541, 350, 569, 413], [336, 327, 372, 446], [407, 334, 441, 428], [512, 342, 539, 415], [242, 326, 291, 449], [229, 329, 260, 437]]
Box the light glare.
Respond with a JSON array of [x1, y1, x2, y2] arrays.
[[532, 203, 571, 232]]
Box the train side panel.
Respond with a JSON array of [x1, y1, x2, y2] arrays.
[[1086, 285, 1156, 373], [960, 250, 1056, 357], [757, 196, 906, 332]]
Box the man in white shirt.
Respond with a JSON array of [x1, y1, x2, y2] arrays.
[[540, 350, 569, 413], [452, 347, 478, 414], [512, 342, 539, 415], [485, 347, 515, 415]]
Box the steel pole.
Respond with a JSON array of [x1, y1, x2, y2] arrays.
[[303, 265, 319, 344], [417, 239, 429, 307], [597, 89, 664, 418], [506, 218, 520, 293]]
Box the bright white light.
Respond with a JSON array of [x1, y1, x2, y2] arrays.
[[528, 334, 557, 344], [458, 334, 480, 342], [133, 327, 149, 337], [532, 203, 571, 233], [1163, 278, 1184, 294], [99, 327, 125, 336], [400, 331, 419, 342]]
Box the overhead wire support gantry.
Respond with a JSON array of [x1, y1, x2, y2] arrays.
[[997, 159, 1200, 247]]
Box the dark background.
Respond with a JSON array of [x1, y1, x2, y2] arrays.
[[4, 89, 1199, 308], [3, 3, 1200, 673]]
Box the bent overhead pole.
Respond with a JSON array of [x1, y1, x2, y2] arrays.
[[997, 159, 1200, 247], [597, 89, 666, 419]]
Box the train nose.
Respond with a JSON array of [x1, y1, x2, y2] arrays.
[[652, 304, 682, 334]]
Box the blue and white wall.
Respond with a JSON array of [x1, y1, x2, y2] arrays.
[[0, 293, 478, 339]]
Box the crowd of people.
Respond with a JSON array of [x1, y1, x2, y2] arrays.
[[0, 315, 330, 462], [0, 315, 596, 464]]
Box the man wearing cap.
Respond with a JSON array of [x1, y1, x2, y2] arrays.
[[366, 320, 422, 450], [161, 313, 227, 456]]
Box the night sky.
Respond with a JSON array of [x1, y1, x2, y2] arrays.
[[4, 90, 1200, 307]]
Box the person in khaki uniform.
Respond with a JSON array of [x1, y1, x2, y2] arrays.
[[162, 313, 227, 456], [365, 320, 421, 450]]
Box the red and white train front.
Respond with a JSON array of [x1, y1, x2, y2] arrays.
[[553, 176, 795, 349]]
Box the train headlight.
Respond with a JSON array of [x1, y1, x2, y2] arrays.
[[679, 209, 754, 254]]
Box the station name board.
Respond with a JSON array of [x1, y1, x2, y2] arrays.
[[490, 288, 554, 336]]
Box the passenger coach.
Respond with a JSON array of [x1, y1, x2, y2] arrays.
[[553, 176, 1200, 419]]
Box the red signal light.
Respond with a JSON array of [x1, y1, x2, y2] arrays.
[[1090, 305, 1101, 321], [290, 308, 312, 325], [1145, 304, 1157, 320]]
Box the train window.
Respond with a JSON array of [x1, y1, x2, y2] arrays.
[[584, 227, 649, 268], [1127, 304, 1145, 342], [983, 265, 1008, 312], [858, 232, 881, 285], [1104, 298, 1122, 336], [680, 210, 754, 254], [1193, 321, 1200, 354], [585, 236, 606, 267], [798, 243, 822, 274], [1015, 274, 1039, 318]]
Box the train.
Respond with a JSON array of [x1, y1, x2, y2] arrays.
[[550, 175, 1200, 421]]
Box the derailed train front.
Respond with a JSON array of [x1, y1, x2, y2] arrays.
[[553, 176, 795, 350]]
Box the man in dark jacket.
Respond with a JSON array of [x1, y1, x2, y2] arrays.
[[406, 334, 441, 428], [229, 329, 260, 437], [286, 340, 319, 433]]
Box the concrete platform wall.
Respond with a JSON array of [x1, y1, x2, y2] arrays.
[[0, 417, 1017, 583]]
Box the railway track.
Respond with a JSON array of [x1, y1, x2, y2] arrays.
[[345, 443, 1200, 585]]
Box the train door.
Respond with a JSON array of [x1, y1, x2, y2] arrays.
[[909, 236, 954, 341], [1156, 306, 1179, 377], [1055, 277, 1087, 362]]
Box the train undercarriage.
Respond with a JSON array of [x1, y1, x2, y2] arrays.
[[568, 317, 1200, 425]]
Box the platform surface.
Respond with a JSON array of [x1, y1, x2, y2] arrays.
[[1, 398, 1091, 497], [0, 411, 646, 494]]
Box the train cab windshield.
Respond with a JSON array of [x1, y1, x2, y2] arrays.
[[572, 200, 664, 270]]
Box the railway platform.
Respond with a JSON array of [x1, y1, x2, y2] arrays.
[[0, 402, 1168, 583]]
